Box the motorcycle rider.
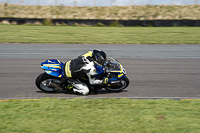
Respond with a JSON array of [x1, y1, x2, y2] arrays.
[[64, 49, 110, 95]]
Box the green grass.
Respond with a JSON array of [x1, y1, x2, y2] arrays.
[[0, 25, 200, 44], [0, 98, 200, 133]]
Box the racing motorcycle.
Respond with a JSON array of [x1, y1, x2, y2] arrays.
[[35, 57, 129, 93]]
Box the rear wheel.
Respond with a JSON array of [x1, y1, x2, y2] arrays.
[[35, 73, 61, 92], [105, 76, 129, 92]]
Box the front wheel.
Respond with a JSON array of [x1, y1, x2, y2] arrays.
[[35, 72, 61, 92], [105, 76, 129, 92]]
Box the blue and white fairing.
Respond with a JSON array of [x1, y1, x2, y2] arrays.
[[106, 57, 126, 80], [41, 59, 65, 78], [94, 57, 126, 81]]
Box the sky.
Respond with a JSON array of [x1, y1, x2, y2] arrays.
[[1, 0, 199, 6]]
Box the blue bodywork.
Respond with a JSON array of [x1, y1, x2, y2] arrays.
[[41, 59, 65, 78], [40, 58, 125, 82], [94, 64, 104, 79]]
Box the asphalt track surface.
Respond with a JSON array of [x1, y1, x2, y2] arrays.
[[0, 43, 200, 99]]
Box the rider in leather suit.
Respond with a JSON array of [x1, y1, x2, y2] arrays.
[[64, 49, 109, 95]]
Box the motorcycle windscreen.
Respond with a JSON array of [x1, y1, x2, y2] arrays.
[[107, 57, 126, 79]]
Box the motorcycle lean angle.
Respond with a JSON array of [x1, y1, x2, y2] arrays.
[[35, 57, 129, 94]]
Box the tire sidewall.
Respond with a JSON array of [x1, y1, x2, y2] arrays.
[[105, 76, 129, 92], [35, 72, 60, 92]]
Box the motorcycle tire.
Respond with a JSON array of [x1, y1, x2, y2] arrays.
[[35, 72, 61, 92], [105, 76, 129, 92]]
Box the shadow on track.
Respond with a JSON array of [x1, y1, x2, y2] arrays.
[[36, 89, 128, 96]]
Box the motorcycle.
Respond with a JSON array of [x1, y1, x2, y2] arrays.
[[35, 57, 129, 94]]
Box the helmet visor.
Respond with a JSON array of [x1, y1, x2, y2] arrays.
[[95, 56, 107, 66]]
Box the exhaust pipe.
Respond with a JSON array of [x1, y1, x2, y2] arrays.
[[47, 81, 63, 91]]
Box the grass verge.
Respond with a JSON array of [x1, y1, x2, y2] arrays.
[[0, 25, 200, 44], [0, 98, 200, 133]]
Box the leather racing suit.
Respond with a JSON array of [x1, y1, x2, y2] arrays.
[[64, 51, 103, 95]]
